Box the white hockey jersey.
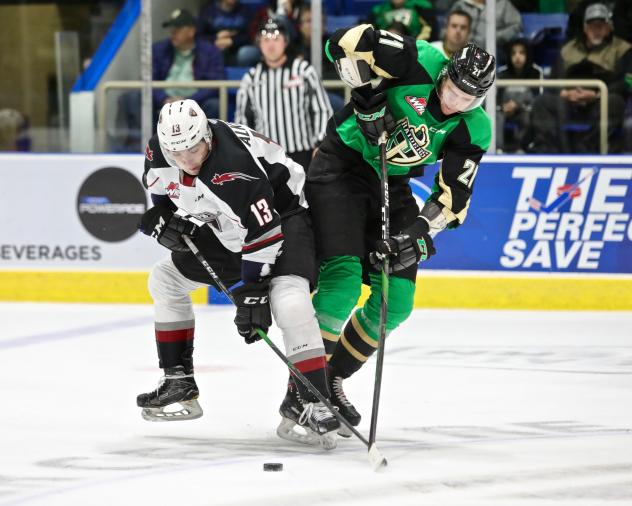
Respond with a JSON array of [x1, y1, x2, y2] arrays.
[[143, 120, 308, 266]]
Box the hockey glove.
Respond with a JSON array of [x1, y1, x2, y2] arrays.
[[351, 88, 396, 145], [370, 218, 436, 273], [139, 205, 198, 252], [232, 279, 272, 344]]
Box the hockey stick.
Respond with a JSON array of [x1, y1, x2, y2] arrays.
[[368, 131, 389, 462], [527, 167, 597, 213], [181, 234, 387, 470]]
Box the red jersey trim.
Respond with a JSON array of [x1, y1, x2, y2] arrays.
[[242, 232, 284, 252]]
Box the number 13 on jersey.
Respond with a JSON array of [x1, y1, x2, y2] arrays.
[[251, 198, 274, 225]]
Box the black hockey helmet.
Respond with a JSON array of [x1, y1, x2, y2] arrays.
[[258, 17, 288, 39], [447, 43, 496, 98]]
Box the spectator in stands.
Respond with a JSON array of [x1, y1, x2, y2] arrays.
[[153, 9, 224, 114], [235, 18, 332, 171], [0, 109, 30, 152], [198, 0, 252, 66], [116, 8, 224, 151], [528, 3, 632, 153], [566, 1, 608, 42], [296, 5, 345, 112], [567, 1, 632, 44], [297, 5, 330, 75], [496, 38, 544, 153], [450, 0, 522, 49], [429, 8, 472, 59], [367, 0, 439, 41]]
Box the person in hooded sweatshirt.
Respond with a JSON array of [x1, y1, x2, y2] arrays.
[[496, 38, 543, 152]]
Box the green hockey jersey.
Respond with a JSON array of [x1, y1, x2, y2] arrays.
[[370, 0, 434, 39], [325, 24, 492, 225]]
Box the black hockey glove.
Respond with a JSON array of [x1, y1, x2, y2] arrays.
[[351, 88, 396, 145], [370, 218, 436, 273], [139, 206, 198, 252], [232, 279, 272, 344]]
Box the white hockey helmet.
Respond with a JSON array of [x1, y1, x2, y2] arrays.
[[157, 99, 212, 152]]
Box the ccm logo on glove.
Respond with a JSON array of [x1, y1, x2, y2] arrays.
[[243, 295, 269, 305]]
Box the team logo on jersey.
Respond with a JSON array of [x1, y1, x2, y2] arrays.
[[211, 172, 259, 185], [192, 211, 222, 231], [145, 144, 153, 161], [166, 181, 180, 198], [405, 96, 427, 116], [384, 118, 432, 167]]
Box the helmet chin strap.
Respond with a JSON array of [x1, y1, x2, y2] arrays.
[[459, 95, 486, 112]]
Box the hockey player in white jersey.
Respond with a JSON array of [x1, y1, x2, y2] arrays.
[[136, 99, 339, 449]]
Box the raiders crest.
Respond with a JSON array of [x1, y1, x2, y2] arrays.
[[382, 118, 433, 167]]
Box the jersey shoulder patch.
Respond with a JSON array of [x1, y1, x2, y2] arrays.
[[145, 135, 169, 168]]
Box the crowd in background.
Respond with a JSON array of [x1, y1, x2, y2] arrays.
[[2, 0, 632, 154]]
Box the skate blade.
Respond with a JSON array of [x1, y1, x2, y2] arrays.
[[141, 399, 203, 422], [276, 417, 337, 450]]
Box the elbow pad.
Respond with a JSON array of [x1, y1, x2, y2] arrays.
[[420, 200, 449, 238], [334, 56, 373, 89]]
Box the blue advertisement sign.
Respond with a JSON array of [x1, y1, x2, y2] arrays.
[[413, 155, 632, 274]]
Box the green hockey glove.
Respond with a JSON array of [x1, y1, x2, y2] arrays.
[[370, 218, 436, 272], [351, 89, 396, 145]]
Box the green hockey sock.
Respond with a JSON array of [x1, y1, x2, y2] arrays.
[[329, 273, 415, 377], [312, 256, 363, 358]]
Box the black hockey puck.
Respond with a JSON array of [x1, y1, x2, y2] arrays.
[[263, 463, 283, 472]]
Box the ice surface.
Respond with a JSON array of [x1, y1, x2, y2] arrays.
[[0, 303, 631, 505]]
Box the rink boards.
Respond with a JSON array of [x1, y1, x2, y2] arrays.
[[0, 153, 630, 309]]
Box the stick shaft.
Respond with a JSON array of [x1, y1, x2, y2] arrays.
[[181, 235, 371, 447], [369, 132, 389, 447]]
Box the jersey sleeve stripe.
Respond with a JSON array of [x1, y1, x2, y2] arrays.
[[242, 231, 283, 253]]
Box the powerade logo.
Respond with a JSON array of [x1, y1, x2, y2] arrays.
[[501, 166, 632, 270], [78, 197, 145, 214], [77, 167, 147, 242]]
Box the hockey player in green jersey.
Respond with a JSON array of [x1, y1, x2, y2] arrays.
[[303, 24, 496, 434]]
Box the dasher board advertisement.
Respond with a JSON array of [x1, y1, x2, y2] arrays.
[[0, 154, 165, 269], [411, 155, 632, 274]]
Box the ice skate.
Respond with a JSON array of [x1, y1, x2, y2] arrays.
[[328, 367, 361, 437], [137, 366, 202, 421], [277, 382, 339, 450]]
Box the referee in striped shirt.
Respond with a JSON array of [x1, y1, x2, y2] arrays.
[[235, 17, 333, 170]]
